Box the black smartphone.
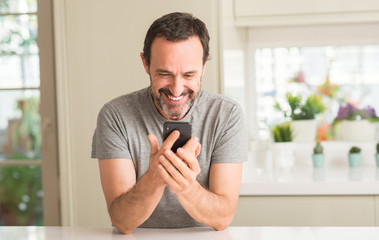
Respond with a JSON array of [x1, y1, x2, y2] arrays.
[[163, 122, 192, 153]]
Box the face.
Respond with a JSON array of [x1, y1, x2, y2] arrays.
[[141, 36, 206, 120]]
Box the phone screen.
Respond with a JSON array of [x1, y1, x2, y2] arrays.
[[163, 122, 192, 152]]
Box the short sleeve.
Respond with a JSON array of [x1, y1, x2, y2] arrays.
[[91, 104, 132, 159], [211, 104, 248, 164]]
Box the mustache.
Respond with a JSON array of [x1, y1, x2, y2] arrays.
[[158, 88, 194, 97]]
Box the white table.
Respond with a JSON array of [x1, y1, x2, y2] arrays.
[[1, 226, 379, 240]]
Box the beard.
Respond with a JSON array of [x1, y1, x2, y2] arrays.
[[152, 87, 197, 119]]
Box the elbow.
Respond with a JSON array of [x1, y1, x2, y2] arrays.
[[213, 215, 234, 231], [112, 222, 135, 234]]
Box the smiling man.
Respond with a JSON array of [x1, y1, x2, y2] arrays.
[[91, 12, 247, 234]]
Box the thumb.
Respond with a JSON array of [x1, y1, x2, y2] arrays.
[[148, 134, 159, 155]]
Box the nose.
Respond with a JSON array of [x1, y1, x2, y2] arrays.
[[169, 75, 185, 96]]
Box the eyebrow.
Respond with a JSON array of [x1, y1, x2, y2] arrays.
[[155, 69, 198, 75]]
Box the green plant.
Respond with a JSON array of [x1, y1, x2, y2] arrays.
[[275, 93, 326, 120], [376, 143, 379, 154], [349, 146, 361, 154], [0, 165, 43, 225], [313, 141, 323, 154], [272, 122, 293, 142]]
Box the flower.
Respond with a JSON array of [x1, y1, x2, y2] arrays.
[[334, 103, 378, 122], [317, 77, 339, 98]]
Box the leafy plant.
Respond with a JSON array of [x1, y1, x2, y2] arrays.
[[313, 141, 323, 154], [349, 146, 361, 154], [272, 122, 293, 142], [0, 165, 43, 225], [334, 103, 379, 123], [275, 93, 325, 120]]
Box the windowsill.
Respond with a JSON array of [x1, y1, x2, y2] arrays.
[[241, 141, 379, 196]]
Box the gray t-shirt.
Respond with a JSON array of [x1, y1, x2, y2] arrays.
[[91, 87, 247, 228]]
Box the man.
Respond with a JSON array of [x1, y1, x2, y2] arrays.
[[91, 12, 247, 234]]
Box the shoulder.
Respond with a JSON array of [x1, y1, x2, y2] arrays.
[[105, 88, 149, 109], [96, 88, 150, 122], [197, 90, 243, 115]]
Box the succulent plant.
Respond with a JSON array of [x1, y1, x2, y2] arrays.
[[272, 122, 292, 142], [313, 141, 323, 154], [349, 146, 361, 154]]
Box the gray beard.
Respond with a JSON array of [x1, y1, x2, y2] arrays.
[[158, 93, 194, 118]]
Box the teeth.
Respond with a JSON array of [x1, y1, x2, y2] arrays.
[[168, 95, 183, 101]]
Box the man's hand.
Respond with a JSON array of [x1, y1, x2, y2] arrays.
[[147, 130, 181, 187], [158, 136, 202, 194]]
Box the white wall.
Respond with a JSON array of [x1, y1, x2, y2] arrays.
[[54, 0, 220, 226]]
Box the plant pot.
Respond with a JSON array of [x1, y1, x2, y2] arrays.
[[290, 119, 317, 142], [339, 120, 377, 142], [376, 153, 379, 168], [348, 153, 361, 168], [312, 153, 325, 168], [272, 142, 295, 169]]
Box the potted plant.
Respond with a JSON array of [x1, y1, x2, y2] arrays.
[[333, 103, 379, 141], [312, 141, 325, 168], [274, 93, 325, 142], [271, 122, 295, 169], [348, 146, 361, 168], [375, 143, 379, 168]]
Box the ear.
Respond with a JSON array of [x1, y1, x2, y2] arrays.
[[140, 52, 149, 74], [201, 60, 207, 77]]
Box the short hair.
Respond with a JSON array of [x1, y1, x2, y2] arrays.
[[143, 12, 210, 67]]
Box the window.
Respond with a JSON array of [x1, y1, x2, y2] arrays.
[[0, 0, 59, 225], [223, 23, 379, 147], [255, 45, 379, 126]]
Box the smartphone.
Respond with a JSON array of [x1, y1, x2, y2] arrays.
[[163, 122, 192, 153]]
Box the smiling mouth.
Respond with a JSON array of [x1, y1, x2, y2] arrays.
[[167, 94, 184, 101], [159, 88, 192, 103]]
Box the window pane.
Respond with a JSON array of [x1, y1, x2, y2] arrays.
[[0, 14, 39, 88], [254, 45, 379, 125], [223, 49, 246, 110], [0, 90, 40, 161], [0, 0, 37, 14], [0, 165, 43, 225]]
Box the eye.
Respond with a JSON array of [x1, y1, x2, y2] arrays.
[[159, 73, 170, 77], [184, 74, 194, 79]]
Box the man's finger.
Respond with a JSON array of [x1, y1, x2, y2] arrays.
[[161, 130, 180, 151], [195, 143, 201, 157], [182, 137, 199, 153], [148, 134, 159, 155]]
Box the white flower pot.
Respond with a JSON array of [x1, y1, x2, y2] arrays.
[[272, 142, 295, 169], [339, 120, 377, 142], [290, 119, 317, 142]]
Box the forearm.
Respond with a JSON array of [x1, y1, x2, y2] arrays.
[[109, 173, 166, 234], [176, 182, 238, 230]]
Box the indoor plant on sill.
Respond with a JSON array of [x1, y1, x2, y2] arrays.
[[333, 103, 379, 142], [274, 93, 325, 142], [271, 122, 294, 169], [312, 141, 325, 168], [348, 146, 361, 168]]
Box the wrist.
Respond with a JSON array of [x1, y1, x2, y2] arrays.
[[178, 180, 201, 198], [143, 169, 167, 190]]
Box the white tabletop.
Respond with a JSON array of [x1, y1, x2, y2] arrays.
[[1, 226, 379, 240]]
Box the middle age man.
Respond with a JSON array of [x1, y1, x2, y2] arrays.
[[92, 12, 247, 234]]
